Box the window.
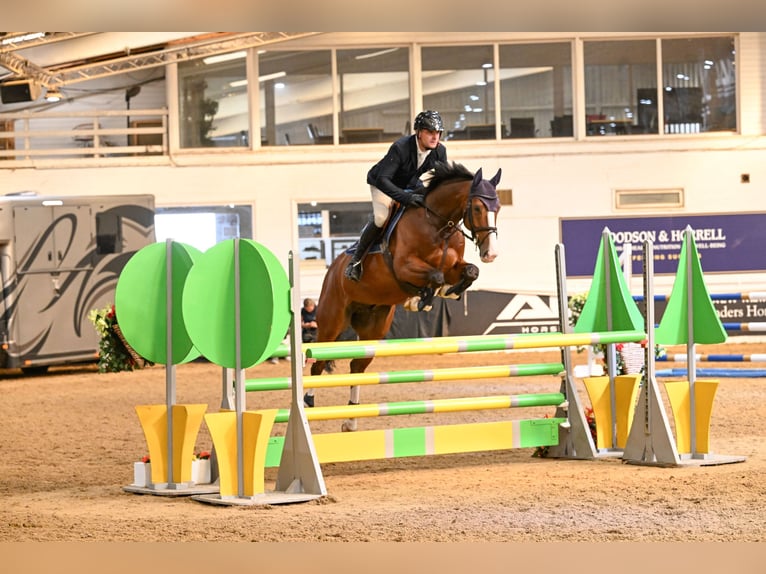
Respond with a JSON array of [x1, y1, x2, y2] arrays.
[[178, 54, 248, 148], [297, 202, 370, 263], [337, 47, 410, 144], [96, 212, 122, 255], [499, 42, 573, 139], [259, 50, 333, 146], [661, 37, 736, 134], [154, 205, 253, 253], [584, 39, 658, 136], [422, 45, 497, 140]]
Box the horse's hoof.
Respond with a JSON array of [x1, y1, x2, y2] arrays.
[[303, 393, 314, 408], [341, 421, 357, 432]]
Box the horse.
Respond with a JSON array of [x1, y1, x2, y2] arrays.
[[305, 161, 502, 431]]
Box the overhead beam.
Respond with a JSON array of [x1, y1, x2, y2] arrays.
[[0, 32, 98, 53], [2, 32, 322, 89]]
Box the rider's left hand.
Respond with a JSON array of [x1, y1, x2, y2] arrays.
[[409, 192, 425, 207]]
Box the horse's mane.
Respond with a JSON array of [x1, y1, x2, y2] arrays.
[[424, 161, 474, 192]]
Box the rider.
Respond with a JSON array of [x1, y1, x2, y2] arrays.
[[344, 110, 448, 282]]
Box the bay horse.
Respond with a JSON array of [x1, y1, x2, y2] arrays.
[[306, 161, 502, 431]]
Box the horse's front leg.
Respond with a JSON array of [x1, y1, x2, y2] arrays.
[[401, 268, 444, 312], [439, 262, 479, 299]]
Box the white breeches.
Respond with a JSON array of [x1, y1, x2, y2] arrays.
[[370, 185, 393, 228]]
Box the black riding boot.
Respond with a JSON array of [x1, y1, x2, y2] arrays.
[[344, 221, 381, 282]]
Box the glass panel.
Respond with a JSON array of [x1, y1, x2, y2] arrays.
[[499, 42, 572, 139], [422, 45, 496, 141], [337, 47, 410, 144], [584, 40, 658, 136], [661, 37, 736, 134], [297, 202, 370, 263], [259, 50, 333, 146], [95, 212, 122, 255], [155, 205, 252, 252], [178, 53, 248, 148]]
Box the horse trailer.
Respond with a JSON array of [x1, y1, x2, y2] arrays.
[[0, 193, 155, 374]]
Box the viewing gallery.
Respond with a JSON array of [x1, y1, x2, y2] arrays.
[[1, 33, 737, 155]]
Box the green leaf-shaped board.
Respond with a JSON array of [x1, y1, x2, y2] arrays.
[[115, 241, 203, 365], [182, 239, 291, 369], [655, 231, 727, 345], [573, 232, 644, 333]]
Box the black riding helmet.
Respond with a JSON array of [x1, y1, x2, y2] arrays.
[[413, 110, 444, 133]]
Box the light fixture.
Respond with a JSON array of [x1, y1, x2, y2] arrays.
[[354, 48, 399, 60], [203, 51, 247, 65], [1, 32, 45, 46], [258, 71, 286, 83], [45, 88, 63, 102]]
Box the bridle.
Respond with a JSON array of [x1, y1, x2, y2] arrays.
[[423, 181, 499, 251]]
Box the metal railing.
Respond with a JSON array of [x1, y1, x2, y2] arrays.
[[0, 108, 168, 163]]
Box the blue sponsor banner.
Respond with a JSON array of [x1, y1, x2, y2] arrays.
[[560, 213, 766, 276]]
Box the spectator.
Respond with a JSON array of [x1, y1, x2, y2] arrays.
[[301, 298, 318, 343]]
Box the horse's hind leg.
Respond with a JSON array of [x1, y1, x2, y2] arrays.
[[341, 304, 395, 432], [304, 273, 353, 407]]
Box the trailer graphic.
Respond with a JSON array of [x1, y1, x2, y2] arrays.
[[0, 194, 155, 374]]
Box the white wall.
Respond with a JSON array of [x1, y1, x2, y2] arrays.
[[2, 137, 765, 301]]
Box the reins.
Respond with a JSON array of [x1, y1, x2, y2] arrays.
[[423, 183, 498, 249], [382, 171, 499, 296]]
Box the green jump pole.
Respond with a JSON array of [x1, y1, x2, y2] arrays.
[[246, 362, 565, 392], [305, 330, 646, 361], [269, 392, 567, 423]]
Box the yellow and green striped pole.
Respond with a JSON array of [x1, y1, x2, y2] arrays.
[[269, 391, 566, 423], [264, 417, 566, 466], [246, 362, 564, 392], [304, 330, 646, 361]]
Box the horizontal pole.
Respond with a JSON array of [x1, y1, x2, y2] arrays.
[[657, 354, 766, 363], [722, 322, 766, 332], [304, 330, 646, 361], [270, 392, 566, 423], [246, 362, 565, 392], [635, 292, 766, 302], [656, 368, 766, 378], [264, 418, 567, 466]]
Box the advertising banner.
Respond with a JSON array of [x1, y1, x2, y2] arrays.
[[560, 213, 766, 277], [388, 290, 763, 339]]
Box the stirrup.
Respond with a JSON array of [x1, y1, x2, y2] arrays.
[[344, 261, 362, 282]]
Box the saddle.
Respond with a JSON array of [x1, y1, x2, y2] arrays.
[[345, 203, 406, 255]]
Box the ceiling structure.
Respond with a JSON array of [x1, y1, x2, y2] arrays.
[[0, 32, 322, 89]]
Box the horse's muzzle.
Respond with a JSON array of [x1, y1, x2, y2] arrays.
[[480, 230, 498, 262]]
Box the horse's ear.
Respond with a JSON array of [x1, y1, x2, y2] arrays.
[[473, 168, 483, 186], [490, 168, 502, 187]]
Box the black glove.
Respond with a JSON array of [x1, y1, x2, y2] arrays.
[[408, 192, 425, 207]]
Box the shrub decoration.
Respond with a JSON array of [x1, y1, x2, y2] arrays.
[[88, 303, 154, 373]]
